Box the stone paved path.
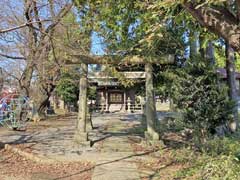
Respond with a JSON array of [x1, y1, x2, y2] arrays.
[[0, 112, 144, 180], [91, 113, 141, 180]]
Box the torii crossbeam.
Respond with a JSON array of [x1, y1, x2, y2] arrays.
[[68, 54, 174, 65]]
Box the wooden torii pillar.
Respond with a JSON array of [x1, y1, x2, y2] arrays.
[[71, 54, 174, 144]]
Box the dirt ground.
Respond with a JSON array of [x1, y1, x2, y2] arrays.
[[0, 112, 197, 180], [0, 114, 94, 180], [0, 148, 93, 180]]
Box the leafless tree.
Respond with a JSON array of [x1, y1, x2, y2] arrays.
[[0, 0, 73, 117], [0, 67, 3, 92]]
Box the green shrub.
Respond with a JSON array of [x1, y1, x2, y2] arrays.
[[201, 155, 240, 180], [56, 69, 79, 104], [174, 137, 240, 180], [172, 57, 234, 144], [158, 114, 185, 134], [176, 154, 240, 180], [201, 136, 240, 158]]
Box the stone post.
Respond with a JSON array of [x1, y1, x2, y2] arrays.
[[105, 90, 109, 112], [74, 63, 89, 145], [123, 90, 127, 112], [127, 97, 131, 113], [100, 94, 105, 113], [145, 63, 159, 141]]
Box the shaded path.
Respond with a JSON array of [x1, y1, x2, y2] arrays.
[[91, 113, 142, 180], [0, 112, 145, 179]]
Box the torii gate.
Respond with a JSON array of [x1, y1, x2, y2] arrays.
[[70, 54, 174, 145]]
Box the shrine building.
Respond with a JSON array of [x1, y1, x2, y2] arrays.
[[88, 70, 145, 113]]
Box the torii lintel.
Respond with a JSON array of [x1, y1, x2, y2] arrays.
[[67, 54, 175, 65]]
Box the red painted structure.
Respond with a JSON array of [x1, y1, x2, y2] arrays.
[[0, 87, 18, 103]]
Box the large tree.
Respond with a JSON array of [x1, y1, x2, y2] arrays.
[[181, 0, 240, 54], [0, 0, 73, 117], [181, 0, 240, 130], [0, 68, 3, 92]]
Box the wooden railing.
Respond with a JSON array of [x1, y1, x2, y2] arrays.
[[91, 103, 144, 112]]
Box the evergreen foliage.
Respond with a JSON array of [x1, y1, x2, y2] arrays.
[[172, 57, 234, 142], [87, 86, 97, 100], [55, 71, 79, 104]]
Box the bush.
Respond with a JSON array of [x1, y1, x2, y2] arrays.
[[201, 155, 240, 180], [201, 136, 240, 180], [174, 137, 240, 180], [56, 71, 79, 105], [176, 154, 240, 180], [158, 113, 185, 134], [201, 136, 240, 158], [172, 57, 234, 144], [56, 78, 79, 104]]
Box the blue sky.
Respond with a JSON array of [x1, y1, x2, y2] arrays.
[[0, 33, 105, 72], [0, 1, 106, 70], [91, 32, 105, 55]]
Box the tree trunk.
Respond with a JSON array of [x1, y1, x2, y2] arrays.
[[19, 62, 34, 97], [190, 31, 198, 58], [145, 63, 159, 140], [206, 41, 215, 64], [225, 42, 239, 132], [74, 63, 89, 144], [32, 82, 56, 120], [0, 67, 3, 92], [199, 33, 205, 58], [183, 2, 240, 54], [35, 95, 50, 118]]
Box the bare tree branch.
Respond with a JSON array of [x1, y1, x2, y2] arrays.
[[0, 52, 26, 60], [33, 0, 43, 32], [48, 0, 56, 18], [0, 20, 51, 34], [45, 3, 73, 34]]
